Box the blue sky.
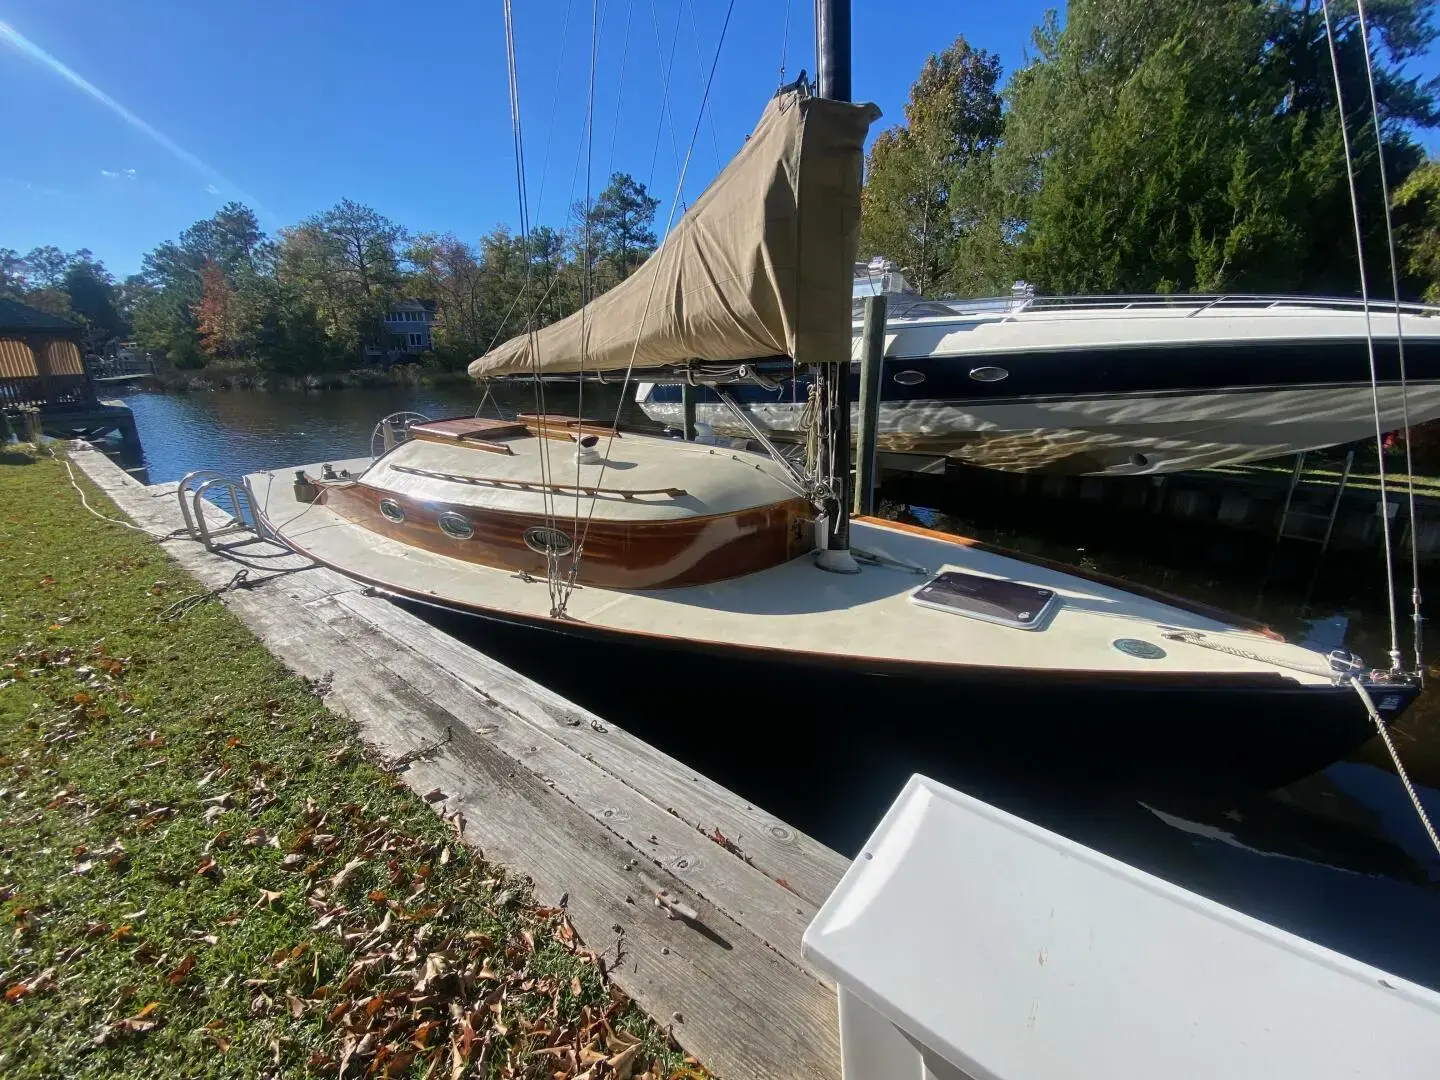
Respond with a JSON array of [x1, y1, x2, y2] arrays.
[[2, 1, 1438, 279]]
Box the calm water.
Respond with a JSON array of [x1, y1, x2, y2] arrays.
[[115, 384, 1440, 989]]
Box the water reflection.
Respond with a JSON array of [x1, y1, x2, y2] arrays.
[[117, 381, 657, 486], [115, 383, 1440, 990]]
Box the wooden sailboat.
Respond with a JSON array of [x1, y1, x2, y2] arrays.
[[248, 6, 1421, 791]]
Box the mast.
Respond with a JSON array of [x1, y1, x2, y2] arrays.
[[813, 0, 860, 572]]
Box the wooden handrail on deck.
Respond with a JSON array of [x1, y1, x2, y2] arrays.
[[389, 463, 686, 500]]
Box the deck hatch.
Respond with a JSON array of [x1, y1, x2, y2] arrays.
[[909, 571, 1058, 631]]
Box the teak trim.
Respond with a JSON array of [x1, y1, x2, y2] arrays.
[[388, 463, 687, 500]]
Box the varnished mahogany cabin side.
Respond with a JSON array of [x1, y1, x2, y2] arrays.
[[308, 415, 817, 589]]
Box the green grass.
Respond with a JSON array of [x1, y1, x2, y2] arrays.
[[0, 451, 699, 1079], [1205, 450, 1440, 498]]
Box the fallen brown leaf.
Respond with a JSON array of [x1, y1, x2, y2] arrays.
[[330, 856, 365, 892], [167, 953, 197, 987]]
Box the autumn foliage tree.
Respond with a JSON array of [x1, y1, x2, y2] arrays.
[[192, 260, 238, 359]]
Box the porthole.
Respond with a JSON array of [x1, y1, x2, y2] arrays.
[[523, 525, 574, 556], [437, 512, 473, 540], [893, 369, 926, 386], [968, 365, 1010, 383], [378, 498, 405, 523]]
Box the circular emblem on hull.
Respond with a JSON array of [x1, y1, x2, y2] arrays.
[[1113, 638, 1166, 660]]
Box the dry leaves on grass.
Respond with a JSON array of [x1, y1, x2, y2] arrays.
[[240, 805, 685, 1079]]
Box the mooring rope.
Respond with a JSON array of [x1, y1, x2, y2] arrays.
[[1351, 681, 1440, 860], [157, 568, 250, 621]]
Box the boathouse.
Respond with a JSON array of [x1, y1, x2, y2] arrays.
[[1, 297, 141, 462], [0, 297, 93, 410]]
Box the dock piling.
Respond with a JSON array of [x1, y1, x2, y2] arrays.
[[854, 294, 887, 517]]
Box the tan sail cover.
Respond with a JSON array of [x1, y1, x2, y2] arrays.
[[469, 90, 880, 379]]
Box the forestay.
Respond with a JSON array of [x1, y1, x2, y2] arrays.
[[468, 89, 879, 379]]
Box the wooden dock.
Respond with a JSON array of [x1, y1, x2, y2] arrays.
[[70, 445, 850, 1079]]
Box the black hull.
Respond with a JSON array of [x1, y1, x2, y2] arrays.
[[387, 590, 1415, 804]]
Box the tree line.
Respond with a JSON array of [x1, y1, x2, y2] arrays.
[[862, 0, 1440, 299], [0, 172, 659, 374], [8, 0, 1440, 377]]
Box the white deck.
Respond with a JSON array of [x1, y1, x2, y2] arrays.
[[864, 304, 1440, 363], [249, 458, 1337, 683], [365, 431, 801, 520], [803, 775, 1440, 1079]]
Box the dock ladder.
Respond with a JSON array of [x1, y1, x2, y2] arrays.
[[176, 471, 268, 551], [1274, 450, 1356, 554]]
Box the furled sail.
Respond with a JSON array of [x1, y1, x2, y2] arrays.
[[469, 89, 880, 379]]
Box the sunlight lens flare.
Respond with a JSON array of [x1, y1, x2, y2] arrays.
[[0, 19, 268, 214]]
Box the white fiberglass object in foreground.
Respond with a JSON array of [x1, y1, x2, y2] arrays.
[[803, 774, 1440, 1080]]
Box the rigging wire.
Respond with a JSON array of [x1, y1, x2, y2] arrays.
[[532, 0, 577, 218], [1354, 0, 1424, 673], [778, 0, 794, 87], [1320, 0, 1402, 672], [501, 0, 565, 615], [573, 0, 603, 584], [555, 0, 738, 616], [684, 0, 724, 171], [605, 0, 636, 180], [646, 0, 688, 212]]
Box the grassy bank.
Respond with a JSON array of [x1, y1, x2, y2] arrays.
[[151, 364, 475, 394], [0, 451, 696, 1078]]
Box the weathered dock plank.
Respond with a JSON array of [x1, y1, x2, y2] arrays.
[[308, 592, 830, 966], [329, 589, 851, 909], [69, 445, 846, 1079]]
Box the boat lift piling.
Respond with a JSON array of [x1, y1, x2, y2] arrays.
[[854, 294, 888, 517], [681, 382, 698, 441]]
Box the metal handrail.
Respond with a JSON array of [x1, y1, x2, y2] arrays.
[[176, 469, 265, 551], [1010, 293, 1440, 317]]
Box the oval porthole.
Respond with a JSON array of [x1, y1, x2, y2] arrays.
[[523, 525, 574, 556], [893, 369, 926, 386], [378, 498, 405, 524], [437, 512, 473, 540], [969, 365, 1010, 383], [1113, 638, 1166, 660]]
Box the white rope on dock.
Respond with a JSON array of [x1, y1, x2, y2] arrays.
[[1351, 680, 1440, 861], [49, 443, 185, 540]]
